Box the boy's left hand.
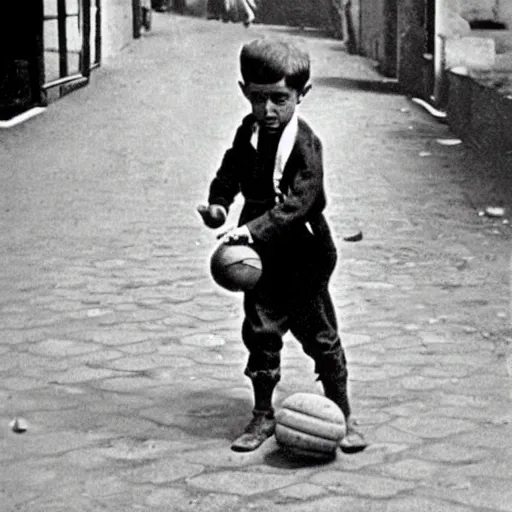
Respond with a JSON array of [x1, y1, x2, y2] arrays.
[[217, 225, 253, 245]]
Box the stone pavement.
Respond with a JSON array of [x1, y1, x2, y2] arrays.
[[1, 13, 511, 512]]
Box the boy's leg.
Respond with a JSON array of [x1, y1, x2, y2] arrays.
[[231, 294, 287, 452], [238, 0, 256, 26], [290, 286, 367, 453], [231, 371, 280, 452]]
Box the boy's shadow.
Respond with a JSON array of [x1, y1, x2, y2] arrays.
[[181, 391, 338, 469], [181, 391, 251, 440], [263, 444, 337, 469]]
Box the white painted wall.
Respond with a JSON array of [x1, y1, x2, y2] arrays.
[[102, 0, 134, 61]]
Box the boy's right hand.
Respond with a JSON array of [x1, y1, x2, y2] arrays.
[[197, 204, 227, 229]]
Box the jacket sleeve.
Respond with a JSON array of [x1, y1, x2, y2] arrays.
[[246, 135, 326, 244], [207, 127, 245, 213]]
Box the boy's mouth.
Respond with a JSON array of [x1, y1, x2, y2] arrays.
[[263, 118, 279, 129]]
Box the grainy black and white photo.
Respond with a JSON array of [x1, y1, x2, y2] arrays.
[[1, 0, 511, 510]]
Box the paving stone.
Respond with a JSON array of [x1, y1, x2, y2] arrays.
[[356, 281, 396, 290], [412, 443, 490, 463], [146, 488, 242, 511], [339, 332, 374, 347], [310, 470, 417, 498], [384, 402, 433, 417], [187, 469, 299, 495], [378, 458, 446, 481], [61, 447, 111, 469], [453, 458, 512, 480], [84, 473, 146, 498], [77, 330, 152, 346], [389, 415, 476, 439], [383, 496, 477, 512], [181, 333, 226, 347], [420, 475, 512, 511], [28, 338, 102, 357], [52, 366, 123, 384], [1, 376, 50, 391], [350, 364, 412, 381], [399, 375, 454, 391], [93, 259, 128, 269], [120, 459, 204, 484], [91, 375, 161, 392], [245, 495, 386, 512], [102, 354, 194, 371], [420, 364, 474, 378], [1, 430, 102, 457], [278, 483, 326, 500], [368, 425, 424, 445], [357, 379, 408, 399], [93, 437, 180, 460]]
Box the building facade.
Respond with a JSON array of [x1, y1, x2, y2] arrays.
[[355, 0, 512, 151], [1, 0, 137, 121]]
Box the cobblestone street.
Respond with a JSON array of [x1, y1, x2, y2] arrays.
[[1, 13, 511, 512]]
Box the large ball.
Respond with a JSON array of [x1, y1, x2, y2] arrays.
[[275, 393, 346, 459], [210, 243, 262, 292]]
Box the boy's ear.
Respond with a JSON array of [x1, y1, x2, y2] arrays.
[[239, 81, 249, 98], [297, 83, 312, 104]]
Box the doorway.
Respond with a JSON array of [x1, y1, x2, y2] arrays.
[[0, 2, 45, 120], [42, 0, 101, 101]]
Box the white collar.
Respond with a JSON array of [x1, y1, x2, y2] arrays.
[[250, 114, 299, 195]]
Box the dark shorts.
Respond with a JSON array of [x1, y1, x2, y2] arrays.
[[242, 231, 347, 381]]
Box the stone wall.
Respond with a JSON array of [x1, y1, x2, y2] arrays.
[[256, 0, 333, 30], [457, 0, 512, 26], [358, 0, 397, 75], [359, 0, 387, 60]]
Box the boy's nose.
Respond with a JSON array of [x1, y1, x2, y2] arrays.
[[264, 99, 274, 114]]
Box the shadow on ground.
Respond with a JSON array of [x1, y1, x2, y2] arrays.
[[174, 391, 251, 440], [261, 25, 333, 40], [264, 445, 336, 469], [314, 76, 401, 94]]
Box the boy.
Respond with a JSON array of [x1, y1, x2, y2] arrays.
[[197, 38, 367, 453]]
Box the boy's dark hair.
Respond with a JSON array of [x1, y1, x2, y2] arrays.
[[240, 38, 310, 91]]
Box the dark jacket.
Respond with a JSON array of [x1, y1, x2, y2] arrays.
[[208, 114, 337, 285]]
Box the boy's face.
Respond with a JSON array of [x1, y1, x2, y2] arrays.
[[240, 79, 310, 133]]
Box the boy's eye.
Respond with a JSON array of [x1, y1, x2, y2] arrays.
[[271, 95, 289, 105], [249, 93, 290, 105], [251, 94, 267, 103]]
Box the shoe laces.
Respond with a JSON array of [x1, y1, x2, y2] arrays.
[[244, 411, 272, 434]]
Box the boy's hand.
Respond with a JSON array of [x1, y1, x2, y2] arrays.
[[197, 204, 227, 229], [217, 225, 253, 245]]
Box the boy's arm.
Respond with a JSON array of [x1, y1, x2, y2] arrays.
[[246, 136, 325, 244], [207, 146, 242, 212], [198, 124, 246, 229]]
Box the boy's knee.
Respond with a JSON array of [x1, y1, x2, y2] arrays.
[[244, 367, 281, 384], [314, 353, 348, 381]]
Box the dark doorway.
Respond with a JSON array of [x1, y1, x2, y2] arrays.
[[0, 2, 45, 120]]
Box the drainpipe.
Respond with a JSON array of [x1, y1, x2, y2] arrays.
[[432, 0, 443, 105]]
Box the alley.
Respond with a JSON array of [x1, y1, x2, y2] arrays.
[[0, 12, 511, 512]]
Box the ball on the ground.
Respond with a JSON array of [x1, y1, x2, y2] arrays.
[[210, 243, 262, 292], [275, 392, 346, 459]]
